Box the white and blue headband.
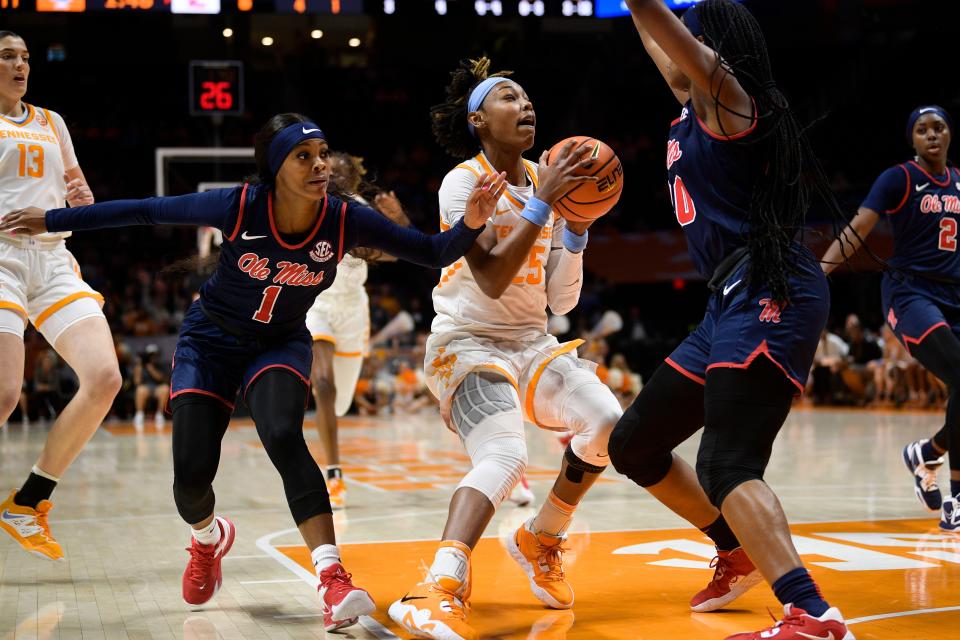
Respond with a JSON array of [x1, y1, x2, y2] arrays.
[[466, 77, 512, 137]]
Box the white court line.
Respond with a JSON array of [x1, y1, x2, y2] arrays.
[[848, 604, 960, 625], [255, 527, 400, 639]]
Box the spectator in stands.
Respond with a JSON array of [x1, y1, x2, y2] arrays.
[[32, 349, 64, 422], [808, 328, 848, 405], [838, 314, 883, 405], [871, 325, 910, 407], [133, 344, 170, 431]]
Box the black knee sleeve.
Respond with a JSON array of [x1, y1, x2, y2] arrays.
[[563, 446, 606, 483], [698, 359, 793, 508], [608, 364, 705, 487], [247, 369, 331, 523], [912, 327, 960, 469], [171, 395, 232, 524]]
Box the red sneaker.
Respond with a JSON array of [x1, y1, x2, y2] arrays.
[[182, 517, 235, 605], [317, 563, 375, 631], [725, 605, 855, 640], [690, 547, 763, 612]]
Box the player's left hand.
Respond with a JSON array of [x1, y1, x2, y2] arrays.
[[464, 172, 507, 229], [64, 174, 95, 207], [566, 219, 593, 236], [374, 190, 411, 226], [0, 207, 48, 236]]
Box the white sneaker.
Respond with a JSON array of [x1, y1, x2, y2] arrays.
[[154, 412, 166, 430], [507, 475, 535, 507], [941, 496, 960, 532], [133, 411, 145, 431]]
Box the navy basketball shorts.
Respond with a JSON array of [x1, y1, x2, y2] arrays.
[[882, 274, 960, 354], [170, 303, 312, 410], [667, 254, 829, 393]]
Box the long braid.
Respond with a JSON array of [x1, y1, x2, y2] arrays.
[[430, 57, 512, 158], [695, 0, 850, 303]]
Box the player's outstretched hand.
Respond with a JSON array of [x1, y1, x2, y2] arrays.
[[535, 140, 598, 206], [65, 174, 95, 207], [0, 207, 47, 236], [464, 171, 507, 230]]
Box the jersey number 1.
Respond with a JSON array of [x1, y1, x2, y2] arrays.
[[253, 285, 282, 323], [939, 218, 958, 252]]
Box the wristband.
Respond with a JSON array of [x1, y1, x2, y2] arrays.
[[519, 196, 551, 227], [562, 227, 588, 253]]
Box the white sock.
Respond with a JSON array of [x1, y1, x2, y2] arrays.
[[32, 465, 60, 483], [312, 544, 341, 575], [192, 519, 221, 546], [429, 541, 470, 594]]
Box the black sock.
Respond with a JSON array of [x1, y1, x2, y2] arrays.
[[14, 472, 58, 509], [700, 515, 740, 552], [772, 567, 829, 617], [327, 466, 342, 480]]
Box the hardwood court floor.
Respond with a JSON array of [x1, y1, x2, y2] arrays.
[[1, 406, 957, 639]]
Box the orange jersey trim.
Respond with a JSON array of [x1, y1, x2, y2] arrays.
[[0, 103, 35, 128], [41, 108, 61, 145], [334, 350, 363, 358], [474, 153, 495, 175], [33, 292, 104, 329], [227, 183, 250, 242], [0, 301, 27, 317], [454, 163, 482, 180], [312, 334, 336, 344], [524, 339, 584, 426]]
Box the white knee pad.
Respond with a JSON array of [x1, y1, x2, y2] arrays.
[[453, 371, 528, 509], [332, 355, 363, 417], [536, 361, 623, 467]]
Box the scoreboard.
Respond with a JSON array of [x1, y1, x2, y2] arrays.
[[4, 0, 364, 12], [0, 0, 624, 15]]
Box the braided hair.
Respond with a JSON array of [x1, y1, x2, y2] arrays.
[[692, 0, 847, 303], [430, 57, 513, 159]]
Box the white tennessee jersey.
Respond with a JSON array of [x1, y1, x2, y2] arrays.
[[319, 252, 368, 301], [0, 105, 78, 242], [431, 153, 566, 341]]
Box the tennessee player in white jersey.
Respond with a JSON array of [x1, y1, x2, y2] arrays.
[[0, 31, 121, 562], [388, 58, 623, 640], [305, 151, 410, 509]]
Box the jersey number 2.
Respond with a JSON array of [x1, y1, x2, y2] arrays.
[[940, 218, 958, 252], [253, 285, 282, 323], [17, 144, 44, 178], [671, 176, 697, 226]]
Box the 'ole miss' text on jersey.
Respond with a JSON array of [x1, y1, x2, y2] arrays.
[[862, 161, 960, 350], [664, 101, 829, 392], [45, 183, 482, 336]]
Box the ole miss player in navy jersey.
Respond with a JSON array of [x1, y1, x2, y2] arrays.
[[608, 2, 855, 639], [0, 112, 507, 631], [823, 105, 960, 533]]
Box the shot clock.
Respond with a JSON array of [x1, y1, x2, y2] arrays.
[[189, 61, 244, 117]]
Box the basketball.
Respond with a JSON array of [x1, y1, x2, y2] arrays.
[[546, 135, 624, 222]]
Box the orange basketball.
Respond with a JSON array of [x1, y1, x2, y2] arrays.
[[546, 135, 624, 222]]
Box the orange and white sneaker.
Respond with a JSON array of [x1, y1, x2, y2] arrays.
[[507, 520, 573, 609], [690, 547, 762, 612], [328, 476, 346, 510], [0, 490, 64, 561], [388, 581, 477, 640], [725, 604, 855, 639]]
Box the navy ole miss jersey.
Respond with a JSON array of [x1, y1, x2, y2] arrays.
[[45, 182, 483, 338], [202, 183, 345, 337], [861, 161, 960, 281], [666, 101, 763, 278]]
